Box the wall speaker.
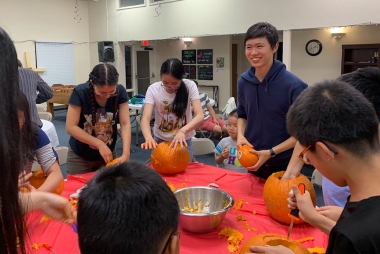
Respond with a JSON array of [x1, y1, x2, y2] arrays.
[[98, 41, 114, 62]]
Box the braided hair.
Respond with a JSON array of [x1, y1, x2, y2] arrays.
[[160, 58, 188, 118], [88, 64, 119, 138]]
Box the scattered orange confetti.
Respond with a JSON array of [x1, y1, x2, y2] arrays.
[[307, 246, 326, 254], [233, 199, 243, 212], [252, 210, 256, 215], [243, 222, 257, 232], [219, 227, 244, 253], [70, 199, 79, 207], [167, 183, 176, 191], [296, 236, 314, 243], [39, 215, 51, 223], [180, 182, 186, 187], [236, 215, 248, 222]]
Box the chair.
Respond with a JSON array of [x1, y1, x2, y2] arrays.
[[192, 138, 215, 156], [38, 111, 53, 121], [219, 97, 237, 121]]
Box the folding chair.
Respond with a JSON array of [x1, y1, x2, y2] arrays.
[[192, 138, 216, 163]]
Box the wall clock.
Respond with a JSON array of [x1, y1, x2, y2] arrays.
[[305, 39, 322, 56]]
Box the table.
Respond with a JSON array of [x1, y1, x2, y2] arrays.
[[41, 119, 60, 147], [128, 99, 215, 146], [25, 164, 328, 254]]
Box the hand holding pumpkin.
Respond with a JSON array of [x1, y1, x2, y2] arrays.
[[236, 136, 253, 149], [245, 149, 271, 171], [248, 245, 295, 254], [287, 185, 317, 223], [98, 144, 113, 164], [171, 129, 187, 148]]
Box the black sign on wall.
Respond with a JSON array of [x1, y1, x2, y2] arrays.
[[182, 50, 196, 64], [184, 65, 197, 79], [197, 49, 213, 64], [197, 65, 213, 80]]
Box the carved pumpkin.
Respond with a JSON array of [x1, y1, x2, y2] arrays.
[[237, 145, 259, 168], [151, 141, 190, 175], [263, 171, 316, 224], [239, 234, 310, 254], [106, 158, 119, 166], [22, 169, 64, 195]]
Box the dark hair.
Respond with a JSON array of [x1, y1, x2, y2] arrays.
[[0, 27, 27, 254], [18, 92, 38, 163], [77, 162, 179, 254], [287, 80, 379, 157], [228, 109, 238, 118], [244, 22, 279, 49], [17, 59, 22, 67], [160, 58, 188, 118], [88, 63, 119, 137], [193, 80, 199, 86], [337, 67, 380, 120]]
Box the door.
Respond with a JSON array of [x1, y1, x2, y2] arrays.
[[231, 44, 238, 103], [136, 50, 152, 95]]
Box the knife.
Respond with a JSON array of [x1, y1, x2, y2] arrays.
[[286, 183, 305, 239]]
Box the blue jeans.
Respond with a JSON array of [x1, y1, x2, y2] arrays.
[[154, 137, 193, 162]]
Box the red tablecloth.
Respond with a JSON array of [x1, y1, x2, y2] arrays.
[[25, 163, 328, 253]]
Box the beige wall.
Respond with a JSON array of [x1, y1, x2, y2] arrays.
[[0, 0, 91, 84], [291, 25, 380, 86]]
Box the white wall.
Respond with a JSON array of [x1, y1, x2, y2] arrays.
[[291, 25, 380, 86], [89, 0, 380, 41], [0, 0, 91, 84]]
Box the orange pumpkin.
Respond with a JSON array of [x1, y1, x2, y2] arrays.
[[22, 169, 65, 195], [239, 234, 310, 254], [237, 145, 259, 168], [106, 158, 119, 166], [151, 142, 190, 175], [263, 171, 316, 224]]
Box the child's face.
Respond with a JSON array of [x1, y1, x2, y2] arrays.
[[226, 116, 238, 139]]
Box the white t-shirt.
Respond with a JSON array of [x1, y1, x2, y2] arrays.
[[214, 137, 247, 173], [145, 79, 199, 141]]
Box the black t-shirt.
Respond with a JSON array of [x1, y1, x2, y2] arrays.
[[68, 82, 129, 161], [327, 195, 380, 254]]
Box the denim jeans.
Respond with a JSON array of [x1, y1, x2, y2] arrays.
[[154, 137, 193, 162]]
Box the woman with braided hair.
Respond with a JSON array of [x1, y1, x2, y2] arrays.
[[141, 58, 203, 159], [66, 63, 131, 174]]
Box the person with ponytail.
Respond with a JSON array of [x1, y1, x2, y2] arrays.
[[66, 63, 131, 174], [141, 58, 203, 159], [0, 26, 75, 254]]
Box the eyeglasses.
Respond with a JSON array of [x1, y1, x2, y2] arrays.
[[161, 82, 181, 91], [94, 85, 118, 98], [298, 140, 338, 165], [161, 231, 180, 254], [226, 123, 237, 129]]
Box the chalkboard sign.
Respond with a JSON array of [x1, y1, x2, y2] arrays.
[[197, 49, 213, 64], [182, 50, 196, 64], [184, 65, 196, 79], [197, 65, 213, 80]]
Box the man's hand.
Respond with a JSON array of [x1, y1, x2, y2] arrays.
[[246, 149, 271, 171]]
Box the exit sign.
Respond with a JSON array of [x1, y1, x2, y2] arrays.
[[141, 40, 149, 46]]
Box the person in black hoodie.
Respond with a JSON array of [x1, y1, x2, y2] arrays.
[[236, 22, 307, 179]]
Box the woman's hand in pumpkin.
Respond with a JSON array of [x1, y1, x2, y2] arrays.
[[246, 149, 271, 171], [30, 191, 76, 224], [141, 138, 157, 149], [316, 206, 343, 222], [98, 144, 113, 164], [171, 130, 187, 148], [18, 171, 33, 188], [247, 245, 295, 254], [287, 185, 317, 223]]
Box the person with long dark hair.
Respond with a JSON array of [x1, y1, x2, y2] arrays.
[[0, 26, 75, 254], [66, 63, 131, 175], [140, 58, 203, 159], [17, 92, 64, 192]]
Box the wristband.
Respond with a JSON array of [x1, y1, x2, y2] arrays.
[[179, 129, 186, 135]]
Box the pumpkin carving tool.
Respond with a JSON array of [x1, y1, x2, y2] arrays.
[[287, 183, 305, 239]]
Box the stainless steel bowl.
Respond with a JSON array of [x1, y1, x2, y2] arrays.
[[173, 186, 234, 233]]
